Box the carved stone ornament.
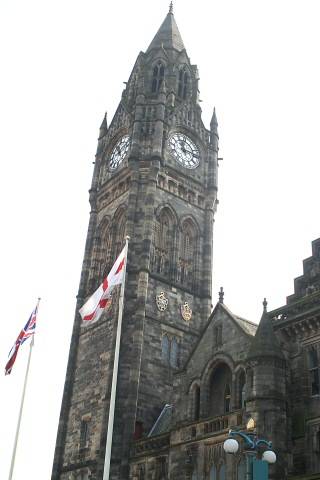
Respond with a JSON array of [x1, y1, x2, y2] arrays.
[[156, 292, 168, 312], [181, 302, 192, 322]]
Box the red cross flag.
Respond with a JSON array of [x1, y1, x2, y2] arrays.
[[79, 244, 128, 324]]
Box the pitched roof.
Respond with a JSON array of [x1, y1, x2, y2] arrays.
[[220, 303, 258, 336], [147, 11, 185, 52]]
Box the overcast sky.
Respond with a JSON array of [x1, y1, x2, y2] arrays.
[[1, 0, 319, 478]]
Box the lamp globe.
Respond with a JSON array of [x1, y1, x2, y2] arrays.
[[223, 438, 239, 454], [262, 450, 277, 464]]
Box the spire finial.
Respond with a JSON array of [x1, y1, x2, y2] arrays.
[[169, 1, 173, 14], [263, 298, 268, 312], [219, 287, 224, 303]]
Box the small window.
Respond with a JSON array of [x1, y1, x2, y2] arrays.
[[237, 458, 246, 480], [178, 68, 189, 99], [152, 62, 165, 93], [224, 384, 231, 413], [238, 371, 246, 408], [162, 335, 170, 364], [194, 385, 200, 420], [219, 463, 226, 480], [308, 347, 320, 396], [210, 464, 217, 480], [80, 419, 89, 449], [170, 337, 179, 368], [214, 325, 223, 347]]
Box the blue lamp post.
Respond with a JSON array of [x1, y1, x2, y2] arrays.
[[223, 430, 276, 480]]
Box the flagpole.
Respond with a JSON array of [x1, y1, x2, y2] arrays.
[[103, 237, 129, 480], [8, 298, 40, 480]]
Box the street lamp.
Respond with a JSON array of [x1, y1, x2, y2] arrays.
[[223, 430, 276, 479]]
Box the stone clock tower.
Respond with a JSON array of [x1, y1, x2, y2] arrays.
[[52, 6, 219, 480]]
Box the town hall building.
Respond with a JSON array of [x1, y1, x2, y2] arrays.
[[51, 6, 320, 480]]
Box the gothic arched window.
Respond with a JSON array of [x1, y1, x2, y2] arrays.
[[178, 220, 197, 289], [209, 363, 232, 417], [153, 208, 175, 276], [152, 62, 165, 93], [178, 67, 189, 99]]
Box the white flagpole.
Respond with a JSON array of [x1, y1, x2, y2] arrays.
[[103, 237, 129, 480], [8, 298, 40, 480]]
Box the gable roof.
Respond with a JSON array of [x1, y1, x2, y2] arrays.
[[182, 302, 258, 370]]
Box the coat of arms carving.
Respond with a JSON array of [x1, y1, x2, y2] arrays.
[[181, 302, 192, 321], [156, 292, 168, 311]]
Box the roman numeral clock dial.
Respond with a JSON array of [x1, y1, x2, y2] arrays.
[[168, 133, 200, 169]]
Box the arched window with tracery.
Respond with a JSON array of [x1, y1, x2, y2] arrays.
[[178, 220, 197, 289], [178, 67, 189, 99], [152, 62, 165, 93], [153, 208, 175, 276]]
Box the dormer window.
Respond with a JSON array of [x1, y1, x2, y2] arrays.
[[178, 68, 189, 99], [151, 62, 165, 93]]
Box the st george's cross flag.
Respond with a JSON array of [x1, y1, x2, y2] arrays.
[[5, 304, 38, 375], [79, 244, 128, 324]]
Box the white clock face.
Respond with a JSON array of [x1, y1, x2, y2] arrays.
[[109, 135, 130, 171], [168, 133, 200, 169]]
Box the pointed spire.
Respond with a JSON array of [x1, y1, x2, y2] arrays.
[[147, 9, 185, 52], [210, 107, 218, 132], [99, 112, 108, 139], [247, 299, 284, 360]]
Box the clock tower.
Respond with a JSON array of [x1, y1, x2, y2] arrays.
[[52, 6, 219, 480]]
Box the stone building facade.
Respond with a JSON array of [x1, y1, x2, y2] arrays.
[[51, 7, 320, 480]]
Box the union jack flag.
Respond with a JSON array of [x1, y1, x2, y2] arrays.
[[5, 303, 38, 375]]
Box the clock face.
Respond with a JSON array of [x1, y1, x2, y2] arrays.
[[168, 133, 200, 169], [109, 135, 130, 171]]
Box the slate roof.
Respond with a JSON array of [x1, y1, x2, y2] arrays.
[[148, 404, 173, 437]]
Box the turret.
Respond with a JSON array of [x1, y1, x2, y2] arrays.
[[246, 300, 287, 479]]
